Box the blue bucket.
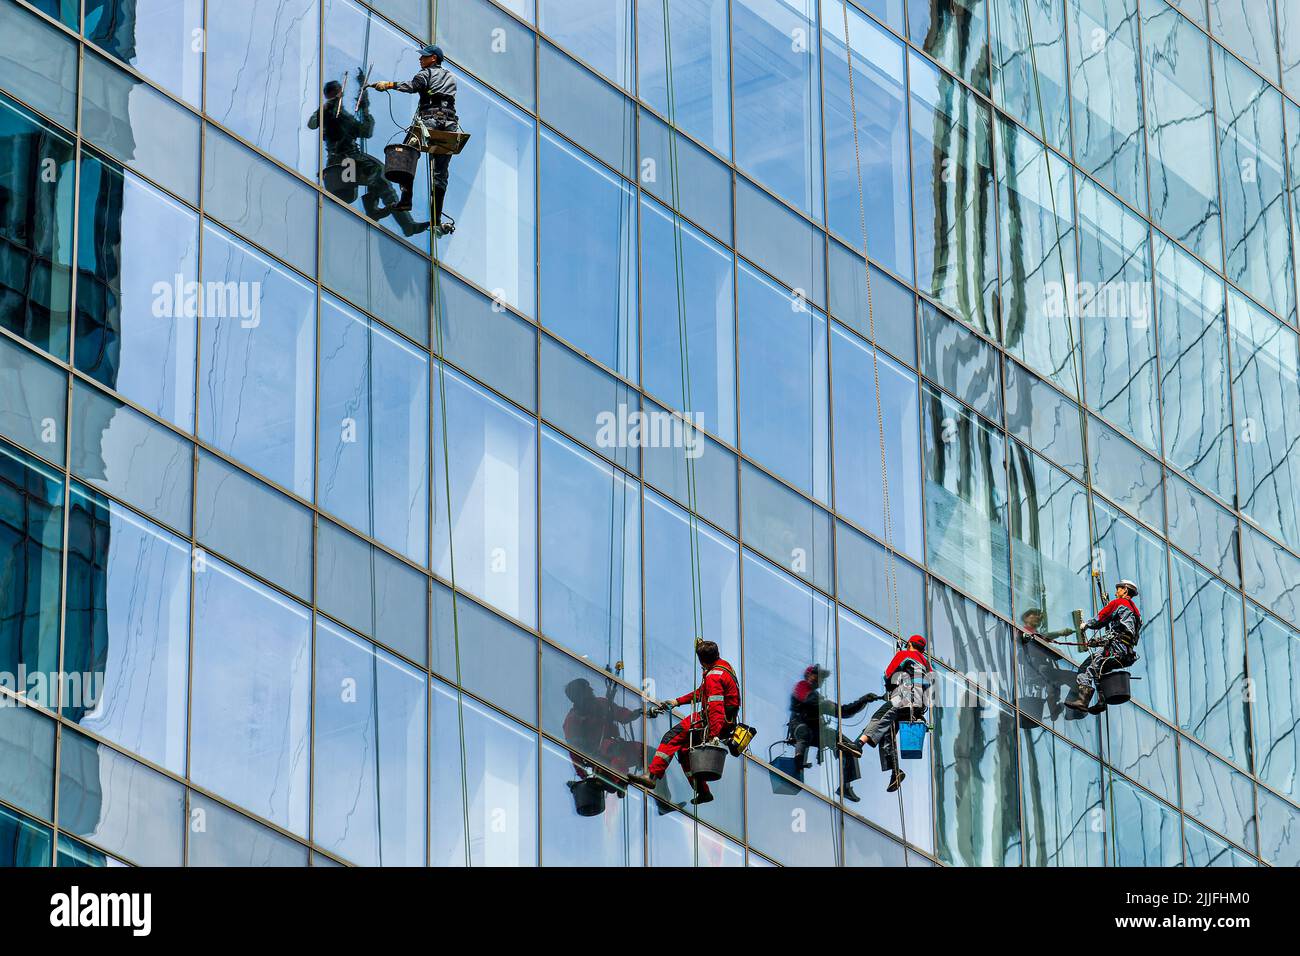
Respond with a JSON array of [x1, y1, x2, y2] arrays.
[[898, 721, 927, 760]]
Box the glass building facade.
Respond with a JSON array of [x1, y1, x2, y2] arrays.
[[0, 0, 1298, 867]]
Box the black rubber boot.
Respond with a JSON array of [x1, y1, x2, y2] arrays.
[[837, 737, 864, 758], [886, 769, 906, 792], [390, 185, 413, 213], [838, 784, 860, 803], [1063, 686, 1095, 713]]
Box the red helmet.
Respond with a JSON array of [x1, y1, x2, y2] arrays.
[[908, 634, 927, 649]]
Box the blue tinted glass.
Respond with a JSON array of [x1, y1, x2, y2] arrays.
[[1180, 738, 1257, 852], [318, 295, 430, 564], [736, 264, 830, 501], [1229, 289, 1300, 551], [640, 196, 736, 444], [63, 484, 189, 773], [732, 0, 823, 218], [1108, 773, 1180, 866], [1019, 717, 1105, 866], [0, 3, 78, 126], [432, 365, 537, 626], [1246, 607, 1300, 798], [0, 804, 51, 867], [638, 0, 731, 155], [58, 729, 184, 866], [187, 791, 309, 867], [830, 325, 922, 558], [198, 223, 316, 499], [908, 0, 990, 94], [190, 557, 311, 835], [206, 0, 319, 176], [440, 74, 537, 317], [541, 739, 644, 866], [539, 0, 633, 89], [461, 697, 538, 866], [313, 620, 427, 866], [84, 0, 204, 106], [540, 430, 641, 685], [0, 333, 68, 465], [991, 0, 1069, 151], [75, 155, 198, 428], [822, 0, 912, 280], [0, 700, 54, 819], [643, 489, 740, 698], [539, 131, 638, 380]]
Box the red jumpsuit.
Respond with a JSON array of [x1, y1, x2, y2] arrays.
[[646, 659, 741, 795]]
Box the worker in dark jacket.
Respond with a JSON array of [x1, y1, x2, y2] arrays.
[[370, 44, 460, 234], [1064, 579, 1141, 713], [308, 79, 429, 236], [561, 678, 643, 778], [788, 664, 876, 802], [627, 640, 740, 806], [838, 635, 933, 792]]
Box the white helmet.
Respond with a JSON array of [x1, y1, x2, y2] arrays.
[[1116, 579, 1138, 596]]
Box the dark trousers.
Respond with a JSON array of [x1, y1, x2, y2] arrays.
[[1077, 638, 1137, 689]]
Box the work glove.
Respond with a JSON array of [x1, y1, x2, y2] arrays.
[[370, 81, 396, 91]]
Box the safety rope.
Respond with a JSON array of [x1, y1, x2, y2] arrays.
[[837, 0, 909, 843], [427, 0, 473, 868], [659, 0, 707, 748]]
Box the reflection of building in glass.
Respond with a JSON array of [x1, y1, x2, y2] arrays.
[[0, 0, 1298, 867]]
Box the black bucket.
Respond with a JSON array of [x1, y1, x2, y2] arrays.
[[1098, 670, 1131, 705], [383, 143, 420, 187], [322, 163, 358, 203], [569, 778, 606, 817], [689, 742, 728, 783], [1017, 695, 1046, 721]]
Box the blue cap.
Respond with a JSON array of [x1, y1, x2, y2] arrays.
[[418, 44, 443, 60]]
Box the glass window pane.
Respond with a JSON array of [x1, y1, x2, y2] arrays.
[[732, 0, 824, 219], [461, 696, 538, 866], [638, 0, 731, 156], [920, 301, 1000, 420], [0, 443, 63, 708], [63, 484, 189, 773], [736, 264, 830, 501], [439, 271, 536, 413], [832, 324, 922, 558], [537, 43, 636, 177], [0, 700, 54, 820], [439, 74, 537, 318], [1108, 773, 1180, 866], [640, 196, 736, 444], [81, 50, 200, 204], [741, 461, 832, 593], [1066, 0, 1145, 209], [822, 0, 912, 279], [1004, 358, 1084, 477], [0, 334, 67, 464], [991, 0, 1069, 152], [910, 53, 998, 336], [197, 223, 316, 499], [0, 804, 51, 867], [438, 0, 535, 110], [1246, 607, 1300, 799], [539, 0, 633, 89], [1209, 0, 1279, 79], [1180, 737, 1257, 852], [58, 729, 184, 866], [1141, 1, 1221, 266], [540, 429, 641, 685], [432, 366, 538, 626], [932, 670, 1022, 866], [539, 336, 638, 471], [637, 110, 733, 243], [206, 0, 319, 176], [539, 131, 638, 380], [908, 0, 991, 94], [75, 155, 199, 428], [923, 386, 1012, 615], [1019, 716, 1105, 866], [318, 294, 430, 564], [0, 93, 75, 357], [0, 2, 78, 129], [1229, 288, 1300, 551], [84, 0, 204, 105], [744, 758, 838, 865], [313, 620, 427, 866], [190, 557, 312, 835], [541, 739, 644, 866], [734, 176, 826, 308], [187, 791, 308, 867]]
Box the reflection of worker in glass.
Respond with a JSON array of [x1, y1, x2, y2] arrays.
[[561, 678, 643, 779], [839, 635, 933, 793], [308, 78, 429, 237], [1018, 607, 1077, 720], [788, 664, 875, 803], [370, 44, 461, 235]]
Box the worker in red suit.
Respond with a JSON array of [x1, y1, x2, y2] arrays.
[[838, 634, 933, 792], [1064, 579, 1141, 714], [627, 640, 740, 806]]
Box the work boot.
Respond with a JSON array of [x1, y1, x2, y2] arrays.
[[625, 772, 660, 790], [401, 219, 430, 237], [390, 187, 413, 213], [1063, 686, 1094, 714], [1088, 697, 1109, 715], [886, 769, 906, 793], [837, 737, 864, 758], [837, 784, 860, 803], [689, 788, 714, 806]]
